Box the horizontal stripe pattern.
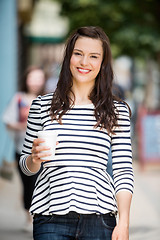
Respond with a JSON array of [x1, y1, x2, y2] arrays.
[[20, 93, 134, 215]]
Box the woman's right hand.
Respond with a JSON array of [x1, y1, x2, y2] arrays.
[[31, 138, 51, 164], [26, 138, 58, 173]]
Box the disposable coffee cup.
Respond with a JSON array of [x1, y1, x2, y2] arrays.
[[37, 130, 58, 160]]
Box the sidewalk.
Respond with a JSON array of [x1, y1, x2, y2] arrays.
[[130, 163, 160, 240], [0, 162, 160, 240], [0, 166, 33, 240]]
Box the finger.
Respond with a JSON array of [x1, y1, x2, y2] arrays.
[[31, 150, 51, 163], [32, 138, 46, 153], [33, 138, 45, 146], [36, 151, 52, 161], [34, 145, 51, 153]]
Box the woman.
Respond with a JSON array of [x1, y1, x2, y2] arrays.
[[20, 26, 134, 240], [3, 66, 46, 231]]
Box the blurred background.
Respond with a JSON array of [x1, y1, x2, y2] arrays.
[[0, 0, 160, 240]]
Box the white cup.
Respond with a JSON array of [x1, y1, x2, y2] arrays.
[[37, 130, 58, 160]]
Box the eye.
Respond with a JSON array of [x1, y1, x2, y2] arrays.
[[73, 52, 82, 56], [91, 55, 98, 59]]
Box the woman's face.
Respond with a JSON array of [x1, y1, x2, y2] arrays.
[[26, 69, 45, 95], [70, 37, 103, 87]]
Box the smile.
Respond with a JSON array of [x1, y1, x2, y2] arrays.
[[77, 68, 91, 74]]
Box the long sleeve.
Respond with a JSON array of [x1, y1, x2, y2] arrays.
[[19, 95, 42, 176], [2, 94, 18, 124], [111, 102, 134, 195]]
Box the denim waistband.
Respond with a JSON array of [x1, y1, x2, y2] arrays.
[[34, 211, 117, 219]]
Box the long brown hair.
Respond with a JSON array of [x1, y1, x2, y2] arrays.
[[50, 26, 128, 134]]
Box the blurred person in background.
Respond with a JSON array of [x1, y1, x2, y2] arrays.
[[3, 66, 46, 231], [20, 26, 134, 240]]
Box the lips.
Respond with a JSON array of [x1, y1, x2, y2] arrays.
[[77, 68, 91, 74]]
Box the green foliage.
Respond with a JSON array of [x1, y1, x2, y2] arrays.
[[55, 0, 160, 59]]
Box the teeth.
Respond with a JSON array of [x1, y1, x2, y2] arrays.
[[78, 68, 90, 73]]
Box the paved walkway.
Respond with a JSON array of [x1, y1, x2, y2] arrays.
[[130, 164, 160, 240], [0, 162, 160, 240], [0, 166, 33, 240]]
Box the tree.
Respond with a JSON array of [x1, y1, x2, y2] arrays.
[[57, 0, 160, 59]]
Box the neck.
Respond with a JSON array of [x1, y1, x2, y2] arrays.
[[71, 82, 94, 105], [27, 92, 37, 98]]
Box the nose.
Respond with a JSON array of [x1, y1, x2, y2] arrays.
[[80, 56, 89, 66]]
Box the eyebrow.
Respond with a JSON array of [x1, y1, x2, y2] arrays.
[[73, 48, 101, 56]]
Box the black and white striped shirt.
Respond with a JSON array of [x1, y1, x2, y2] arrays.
[[20, 93, 134, 215]]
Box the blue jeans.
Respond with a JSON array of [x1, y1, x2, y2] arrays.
[[33, 211, 116, 240]]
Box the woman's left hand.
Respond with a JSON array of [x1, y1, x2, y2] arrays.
[[112, 223, 129, 240]]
